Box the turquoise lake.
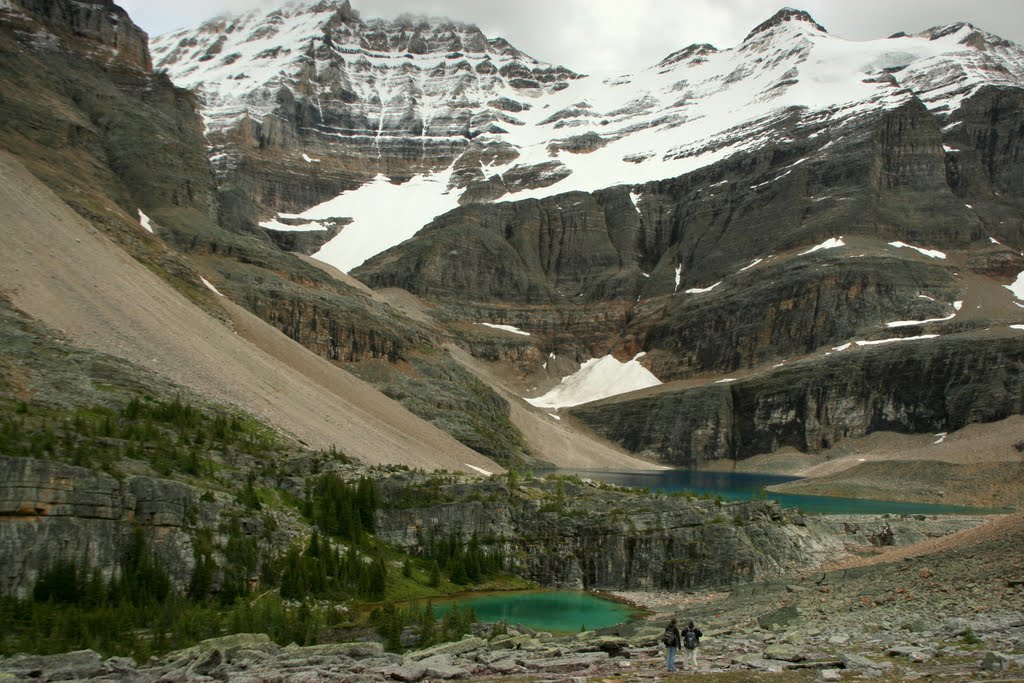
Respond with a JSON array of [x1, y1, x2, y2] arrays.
[[430, 590, 640, 633], [557, 469, 1007, 515]]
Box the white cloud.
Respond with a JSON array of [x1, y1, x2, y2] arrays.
[[124, 0, 1024, 74]]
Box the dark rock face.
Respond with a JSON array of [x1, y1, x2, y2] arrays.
[[11, 0, 151, 71], [640, 256, 958, 379], [0, 0, 218, 248], [571, 335, 1024, 466], [354, 98, 1005, 379]]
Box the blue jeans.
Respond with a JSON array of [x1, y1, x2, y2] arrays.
[[666, 645, 677, 671]]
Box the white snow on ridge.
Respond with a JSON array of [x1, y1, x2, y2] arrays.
[[525, 352, 662, 409], [685, 281, 722, 294], [739, 258, 764, 272], [886, 301, 963, 328], [479, 323, 531, 336], [888, 241, 947, 259], [834, 335, 939, 351], [302, 153, 321, 163], [137, 209, 153, 234], [259, 219, 330, 232], [1006, 271, 1024, 300], [799, 237, 845, 255], [311, 170, 459, 273]]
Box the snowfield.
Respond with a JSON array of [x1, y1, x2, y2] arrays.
[[525, 353, 662, 409]]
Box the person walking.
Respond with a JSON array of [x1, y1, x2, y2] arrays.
[[662, 617, 681, 672], [681, 617, 703, 671]]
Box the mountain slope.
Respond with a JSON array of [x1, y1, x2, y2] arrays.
[[0, 0, 550, 471], [0, 149, 502, 473]]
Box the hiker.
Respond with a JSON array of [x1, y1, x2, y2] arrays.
[[681, 617, 703, 670], [662, 617, 681, 672]]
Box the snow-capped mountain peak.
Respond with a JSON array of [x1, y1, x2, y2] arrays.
[[152, 4, 1024, 274], [743, 7, 828, 43]]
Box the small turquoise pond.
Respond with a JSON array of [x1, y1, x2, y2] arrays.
[[430, 590, 640, 633], [557, 469, 1008, 515]]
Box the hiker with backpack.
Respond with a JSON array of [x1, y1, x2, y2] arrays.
[[681, 618, 703, 670], [662, 617, 681, 672]]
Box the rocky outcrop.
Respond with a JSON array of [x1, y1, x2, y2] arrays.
[[374, 475, 833, 590], [0, 457, 205, 597], [639, 255, 959, 379], [571, 334, 1024, 466]]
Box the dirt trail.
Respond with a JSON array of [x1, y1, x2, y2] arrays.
[[0, 151, 501, 474]]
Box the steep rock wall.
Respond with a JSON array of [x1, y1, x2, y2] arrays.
[[374, 477, 834, 590], [571, 334, 1024, 466], [0, 457, 204, 598]]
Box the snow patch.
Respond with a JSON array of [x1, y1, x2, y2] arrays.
[[464, 464, 492, 477], [525, 352, 661, 409], [885, 301, 962, 328], [137, 210, 153, 234], [933, 432, 947, 444], [1006, 272, 1024, 300], [548, 413, 561, 421], [1011, 324, 1024, 331], [479, 323, 531, 336], [674, 264, 683, 293], [799, 237, 845, 255], [200, 276, 223, 297], [990, 237, 1003, 245], [301, 153, 321, 163], [311, 170, 459, 273], [259, 219, 329, 232], [739, 258, 763, 272], [685, 281, 722, 294], [942, 145, 959, 153], [629, 191, 642, 215], [834, 336, 938, 350], [715, 378, 737, 384], [888, 241, 947, 259]]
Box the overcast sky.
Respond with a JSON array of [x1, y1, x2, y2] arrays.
[[120, 0, 1024, 73]]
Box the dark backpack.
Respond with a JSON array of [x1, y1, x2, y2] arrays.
[[683, 628, 698, 649], [662, 627, 677, 647]]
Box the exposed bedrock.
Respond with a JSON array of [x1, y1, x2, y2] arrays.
[[570, 334, 1024, 467], [374, 476, 835, 590]]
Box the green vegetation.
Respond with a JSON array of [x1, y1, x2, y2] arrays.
[[346, 352, 541, 470], [0, 395, 286, 477], [419, 529, 506, 586], [369, 601, 476, 654], [0, 448, 524, 659]]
